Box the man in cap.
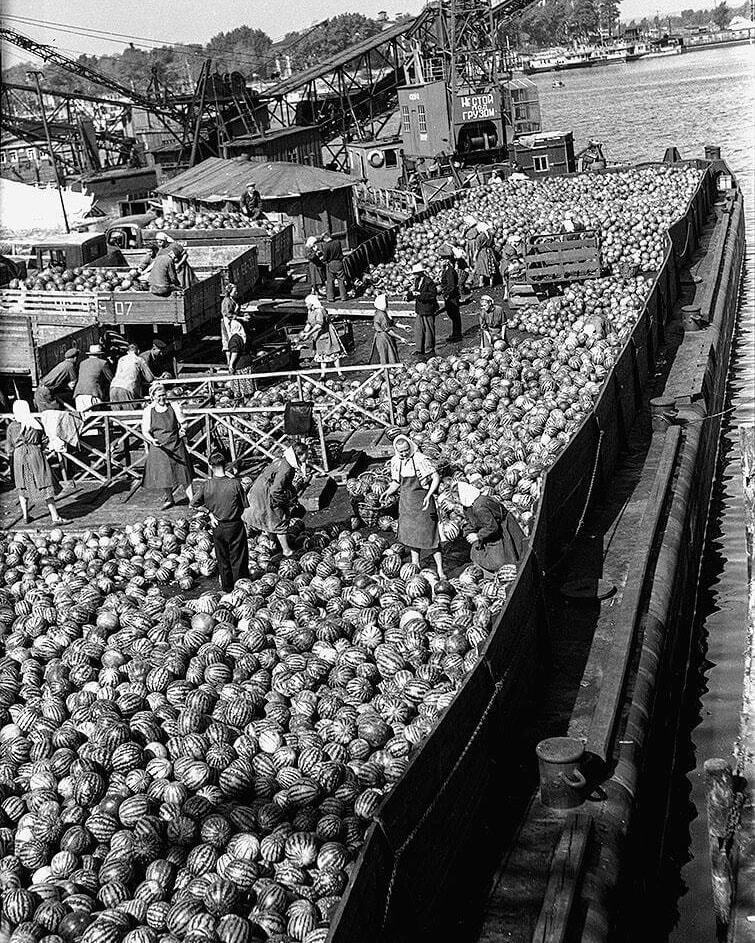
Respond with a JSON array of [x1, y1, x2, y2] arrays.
[[148, 242, 182, 297], [408, 261, 439, 357], [438, 244, 462, 343], [73, 344, 113, 412], [321, 233, 348, 302], [34, 348, 79, 412], [191, 450, 250, 593], [140, 338, 173, 379], [240, 182, 263, 221]]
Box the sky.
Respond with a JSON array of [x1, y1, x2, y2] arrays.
[[0, 0, 718, 68]]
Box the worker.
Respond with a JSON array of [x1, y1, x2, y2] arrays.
[[227, 325, 251, 374], [138, 243, 160, 278], [110, 343, 154, 408], [408, 262, 439, 358], [141, 338, 173, 379], [243, 441, 310, 558], [34, 348, 79, 412], [453, 244, 471, 300], [463, 215, 479, 265], [5, 400, 67, 526], [474, 222, 498, 288], [321, 233, 348, 303], [456, 473, 520, 577], [172, 243, 198, 289], [381, 435, 445, 578], [438, 245, 462, 343], [478, 295, 508, 348], [153, 231, 175, 253], [73, 344, 113, 413], [489, 168, 503, 184], [240, 182, 264, 221], [498, 236, 524, 298], [305, 236, 326, 295], [148, 243, 182, 297], [191, 451, 250, 592], [141, 381, 194, 510], [370, 294, 407, 364], [296, 294, 345, 378], [221, 284, 245, 367]]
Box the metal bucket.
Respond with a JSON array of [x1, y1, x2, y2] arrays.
[[536, 736, 586, 810]]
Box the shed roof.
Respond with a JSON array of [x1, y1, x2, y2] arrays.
[[156, 158, 354, 203]]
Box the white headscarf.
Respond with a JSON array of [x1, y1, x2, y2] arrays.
[[373, 294, 387, 312], [305, 236, 318, 248], [463, 214, 477, 226], [13, 400, 42, 431], [457, 473, 484, 507], [283, 446, 305, 472], [392, 434, 415, 457], [305, 293, 322, 310], [476, 222, 490, 234]]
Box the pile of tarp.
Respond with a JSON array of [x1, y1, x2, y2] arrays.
[[0, 178, 95, 239]]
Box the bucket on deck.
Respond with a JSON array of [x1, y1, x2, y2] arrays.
[[681, 304, 703, 332], [536, 736, 586, 810]]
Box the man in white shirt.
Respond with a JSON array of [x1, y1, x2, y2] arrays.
[[110, 344, 154, 408]]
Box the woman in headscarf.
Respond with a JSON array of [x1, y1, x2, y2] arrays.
[[370, 294, 407, 365], [297, 294, 345, 379], [5, 400, 67, 525], [462, 214, 479, 267], [381, 435, 445, 577], [141, 382, 194, 510], [456, 473, 520, 577], [474, 222, 498, 288], [305, 236, 325, 295], [243, 441, 310, 557]]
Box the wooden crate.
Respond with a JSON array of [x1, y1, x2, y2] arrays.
[[143, 224, 295, 272], [524, 230, 602, 285], [121, 246, 260, 302]]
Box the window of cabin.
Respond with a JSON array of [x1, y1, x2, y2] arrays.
[[385, 150, 398, 167], [401, 105, 411, 131], [532, 155, 549, 172], [418, 104, 427, 134]]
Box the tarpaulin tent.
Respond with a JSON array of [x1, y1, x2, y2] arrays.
[[0, 178, 95, 239]]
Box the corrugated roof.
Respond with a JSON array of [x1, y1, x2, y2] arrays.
[[156, 158, 354, 203]]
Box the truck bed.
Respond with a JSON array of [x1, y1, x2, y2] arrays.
[[144, 223, 294, 271], [0, 315, 100, 381], [524, 230, 602, 284]]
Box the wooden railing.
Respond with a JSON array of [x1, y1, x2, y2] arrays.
[[0, 362, 402, 489]]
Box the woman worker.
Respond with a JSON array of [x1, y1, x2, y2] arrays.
[[297, 294, 345, 379], [456, 473, 520, 577], [478, 294, 507, 349], [141, 381, 194, 510], [5, 400, 67, 525], [474, 223, 498, 288], [381, 435, 445, 578], [370, 294, 408, 364], [305, 236, 326, 295], [191, 451, 250, 592], [243, 441, 310, 557]]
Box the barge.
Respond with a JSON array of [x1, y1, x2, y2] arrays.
[[324, 154, 746, 941]]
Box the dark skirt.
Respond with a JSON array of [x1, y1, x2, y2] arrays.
[[372, 332, 400, 364], [143, 440, 193, 491], [475, 248, 498, 278], [10, 435, 56, 505]]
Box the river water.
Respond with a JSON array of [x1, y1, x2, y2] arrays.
[[533, 44, 754, 941]]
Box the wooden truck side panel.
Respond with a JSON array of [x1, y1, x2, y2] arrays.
[[524, 230, 602, 284]]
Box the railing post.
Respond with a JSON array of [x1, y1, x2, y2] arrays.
[[104, 416, 112, 482], [205, 414, 212, 472], [384, 367, 396, 426], [297, 374, 305, 401], [316, 413, 329, 473]]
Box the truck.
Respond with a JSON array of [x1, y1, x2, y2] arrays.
[[523, 229, 602, 286], [0, 232, 125, 285], [104, 214, 295, 274]]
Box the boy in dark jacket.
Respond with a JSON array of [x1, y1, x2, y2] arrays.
[[439, 244, 462, 342]]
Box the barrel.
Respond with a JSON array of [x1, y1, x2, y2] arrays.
[[681, 303, 703, 332], [535, 737, 586, 810]]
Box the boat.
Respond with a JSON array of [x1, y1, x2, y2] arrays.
[[324, 148, 746, 943]]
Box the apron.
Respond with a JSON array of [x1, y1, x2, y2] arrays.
[[143, 405, 192, 491], [398, 460, 439, 551]]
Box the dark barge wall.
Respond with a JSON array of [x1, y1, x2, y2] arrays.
[[325, 162, 741, 943]]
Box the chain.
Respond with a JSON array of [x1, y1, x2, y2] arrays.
[[379, 677, 505, 933]]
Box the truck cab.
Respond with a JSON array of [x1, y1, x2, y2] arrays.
[[105, 213, 158, 250]]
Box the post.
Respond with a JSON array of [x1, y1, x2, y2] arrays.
[[316, 413, 329, 473], [28, 70, 69, 233], [205, 414, 212, 473], [383, 367, 396, 426], [703, 758, 734, 937], [104, 417, 112, 482]]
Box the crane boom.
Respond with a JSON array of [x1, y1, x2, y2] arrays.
[[0, 25, 183, 120]]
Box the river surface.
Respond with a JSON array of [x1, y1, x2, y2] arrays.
[[535, 44, 754, 941]]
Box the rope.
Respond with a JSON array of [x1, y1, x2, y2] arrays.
[[658, 403, 739, 426], [379, 677, 506, 933]]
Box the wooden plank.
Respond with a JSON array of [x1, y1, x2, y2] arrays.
[[532, 813, 593, 943], [585, 424, 682, 763]]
